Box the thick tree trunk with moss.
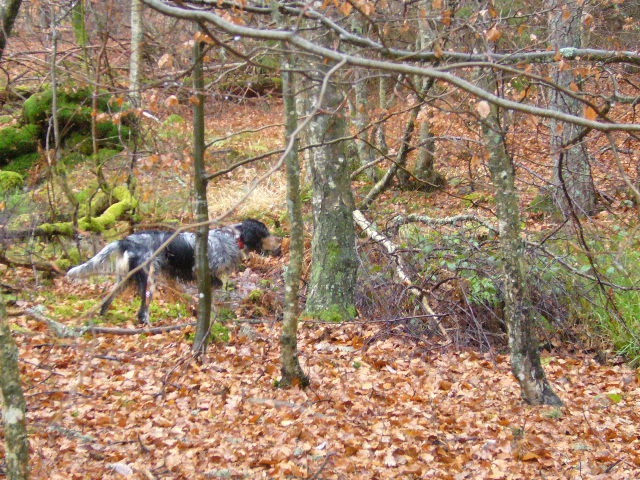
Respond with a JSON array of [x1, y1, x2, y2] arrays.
[[305, 53, 358, 322], [481, 74, 563, 406], [550, 1, 596, 217], [192, 36, 211, 354], [0, 297, 30, 480], [0, 0, 22, 61], [279, 50, 309, 387]]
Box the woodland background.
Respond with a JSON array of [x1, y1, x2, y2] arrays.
[[0, 0, 640, 478]]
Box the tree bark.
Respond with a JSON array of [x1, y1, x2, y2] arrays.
[[304, 36, 358, 322], [192, 33, 211, 354], [481, 73, 563, 406], [0, 297, 30, 480], [279, 46, 309, 387], [0, 0, 22, 61], [549, 1, 596, 217], [129, 0, 143, 107]]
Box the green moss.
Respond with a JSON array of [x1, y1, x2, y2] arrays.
[[22, 87, 132, 149], [0, 170, 24, 193], [88, 149, 120, 166], [306, 304, 357, 323], [37, 185, 137, 235], [38, 222, 74, 235], [23, 89, 54, 124], [3, 152, 39, 175], [209, 322, 230, 344], [23, 87, 115, 125], [56, 258, 72, 271], [64, 132, 92, 155], [0, 124, 40, 161]]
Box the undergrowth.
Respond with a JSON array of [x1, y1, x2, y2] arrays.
[[385, 222, 640, 364]]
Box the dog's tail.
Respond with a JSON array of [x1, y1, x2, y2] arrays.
[[66, 241, 124, 279]]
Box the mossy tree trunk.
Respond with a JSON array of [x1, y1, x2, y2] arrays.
[[0, 297, 30, 480], [192, 34, 211, 354], [549, 1, 596, 217], [0, 0, 22, 61], [279, 45, 309, 387], [481, 72, 563, 406], [304, 35, 358, 322]]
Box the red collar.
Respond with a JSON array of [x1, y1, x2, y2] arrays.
[[237, 238, 245, 249]]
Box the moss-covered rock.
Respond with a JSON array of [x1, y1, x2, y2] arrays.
[[3, 152, 39, 175], [64, 131, 93, 155], [0, 124, 40, 162], [22, 87, 133, 149], [0, 171, 24, 193], [23, 87, 113, 124]]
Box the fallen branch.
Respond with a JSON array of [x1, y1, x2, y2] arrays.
[[25, 308, 194, 337], [0, 252, 63, 275], [37, 185, 137, 235], [391, 213, 498, 233], [353, 210, 450, 341]]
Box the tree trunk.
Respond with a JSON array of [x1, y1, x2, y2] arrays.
[[549, 1, 596, 217], [413, 113, 444, 190], [192, 34, 211, 354], [361, 103, 420, 209], [0, 297, 30, 480], [305, 43, 358, 322], [129, 0, 143, 108], [481, 73, 563, 406], [279, 47, 309, 387], [351, 16, 377, 181], [0, 0, 22, 61]]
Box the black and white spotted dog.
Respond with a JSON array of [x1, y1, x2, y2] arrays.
[[66, 219, 281, 324]]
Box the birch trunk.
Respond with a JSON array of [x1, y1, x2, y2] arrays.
[[129, 0, 143, 107]]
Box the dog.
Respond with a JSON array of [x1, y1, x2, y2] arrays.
[[66, 219, 281, 324]]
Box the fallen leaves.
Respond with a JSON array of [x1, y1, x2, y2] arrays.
[[12, 305, 640, 479]]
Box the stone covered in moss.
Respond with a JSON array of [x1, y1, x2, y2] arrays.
[[3, 152, 39, 175], [0, 171, 24, 193], [0, 124, 40, 162], [23, 87, 112, 124], [22, 87, 132, 148]]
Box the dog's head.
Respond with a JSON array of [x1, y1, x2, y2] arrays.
[[237, 219, 282, 256]]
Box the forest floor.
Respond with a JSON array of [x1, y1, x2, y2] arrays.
[[2, 97, 640, 479]]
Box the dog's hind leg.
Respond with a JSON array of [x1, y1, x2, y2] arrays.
[[135, 263, 156, 325], [100, 250, 131, 317]]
